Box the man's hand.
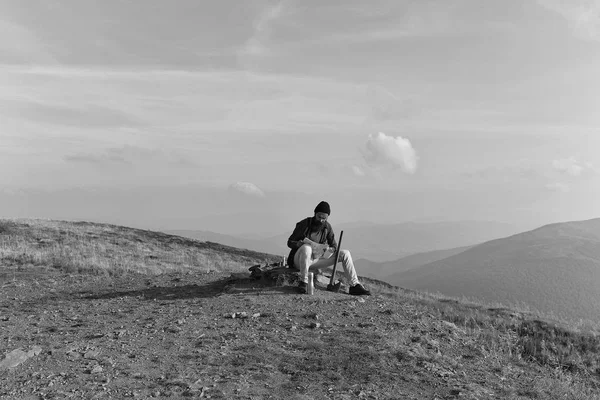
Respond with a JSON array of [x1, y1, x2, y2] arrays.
[[325, 247, 336, 257]]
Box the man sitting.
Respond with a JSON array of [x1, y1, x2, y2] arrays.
[[286, 201, 371, 295]]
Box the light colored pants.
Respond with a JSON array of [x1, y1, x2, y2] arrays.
[[293, 244, 360, 286]]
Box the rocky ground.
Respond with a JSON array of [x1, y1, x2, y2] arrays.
[[2, 266, 598, 400]]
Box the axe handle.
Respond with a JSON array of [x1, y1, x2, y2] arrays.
[[328, 230, 344, 286]]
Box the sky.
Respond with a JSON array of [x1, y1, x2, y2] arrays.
[[1, 0, 600, 235]]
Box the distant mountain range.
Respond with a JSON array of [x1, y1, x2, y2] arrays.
[[355, 246, 473, 281], [168, 220, 521, 262], [385, 218, 600, 323], [335, 220, 520, 261]]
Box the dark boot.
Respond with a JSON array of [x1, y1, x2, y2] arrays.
[[349, 284, 371, 296], [297, 282, 307, 294]]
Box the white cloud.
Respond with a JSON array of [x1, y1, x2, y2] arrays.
[[229, 181, 266, 198], [362, 132, 418, 173], [238, 1, 289, 67], [546, 182, 570, 192], [351, 165, 366, 177], [551, 157, 597, 177], [538, 0, 600, 41]]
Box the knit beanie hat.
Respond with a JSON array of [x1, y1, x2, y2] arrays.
[[314, 201, 331, 215]]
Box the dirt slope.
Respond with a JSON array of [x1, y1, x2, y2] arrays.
[[1, 269, 598, 399]]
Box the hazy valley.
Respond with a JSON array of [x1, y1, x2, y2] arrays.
[[168, 219, 521, 263]]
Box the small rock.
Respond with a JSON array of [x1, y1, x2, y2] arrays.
[[237, 312, 248, 319], [89, 333, 105, 339], [189, 379, 204, 391], [251, 313, 261, 318], [91, 365, 103, 374], [442, 321, 460, 331], [315, 275, 330, 286], [84, 350, 100, 359], [0, 346, 42, 370], [309, 322, 321, 329], [357, 298, 366, 303], [67, 351, 82, 360]]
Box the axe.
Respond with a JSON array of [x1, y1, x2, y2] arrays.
[[326, 230, 343, 292]]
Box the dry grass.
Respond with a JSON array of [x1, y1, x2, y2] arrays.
[[367, 278, 600, 398], [0, 218, 278, 277]]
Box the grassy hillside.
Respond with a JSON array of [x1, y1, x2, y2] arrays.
[[165, 229, 287, 257], [1, 218, 600, 398], [0, 219, 279, 276], [388, 218, 600, 323]]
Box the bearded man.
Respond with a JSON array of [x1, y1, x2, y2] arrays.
[[286, 201, 371, 295]]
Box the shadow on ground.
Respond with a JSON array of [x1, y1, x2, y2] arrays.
[[80, 278, 300, 301], [224, 279, 304, 296], [81, 277, 232, 301]]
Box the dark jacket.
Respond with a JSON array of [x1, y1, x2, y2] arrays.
[[287, 217, 337, 268]]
